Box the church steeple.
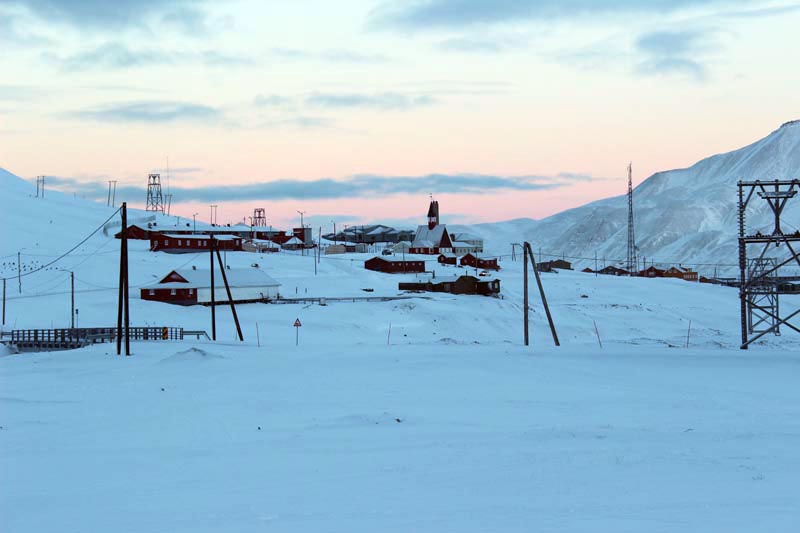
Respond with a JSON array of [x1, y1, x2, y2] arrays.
[[427, 199, 439, 230]]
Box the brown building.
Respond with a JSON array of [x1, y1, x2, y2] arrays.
[[149, 234, 243, 253], [365, 256, 426, 274], [399, 275, 501, 296], [639, 265, 665, 278], [538, 259, 572, 272], [437, 254, 458, 265], [460, 253, 500, 271], [664, 266, 698, 282]]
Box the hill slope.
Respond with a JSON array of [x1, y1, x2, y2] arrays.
[[471, 121, 800, 271]]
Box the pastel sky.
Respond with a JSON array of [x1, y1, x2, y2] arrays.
[[1, 0, 798, 229]]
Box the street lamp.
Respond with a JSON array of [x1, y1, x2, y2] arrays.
[[331, 220, 336, 245], [297, 211, 306, 255], [192, 213, 198, 234]]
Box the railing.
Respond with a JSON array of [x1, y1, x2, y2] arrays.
[[8, 326, 185, 352]]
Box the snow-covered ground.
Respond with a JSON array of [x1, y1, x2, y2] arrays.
[[2, 168, 799, 532]]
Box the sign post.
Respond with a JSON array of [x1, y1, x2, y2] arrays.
[[293, 318, 302, 346]]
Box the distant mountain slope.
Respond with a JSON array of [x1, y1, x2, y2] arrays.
[[474, 121, 800, 272]]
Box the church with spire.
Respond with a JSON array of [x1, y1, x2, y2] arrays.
[[409, 198, 455, 254]]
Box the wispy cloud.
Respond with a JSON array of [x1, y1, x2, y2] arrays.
[[44, 42, 252, 71], [46, 171, 604, 203], [253, 94, 293, 107], [65, 100, 225, 124], [305, 92, 436, 110], [367, 0, 755, 30], [634, 29, 713, 81], [2, 0, 209, 30]]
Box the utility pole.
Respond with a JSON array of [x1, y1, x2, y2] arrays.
[[70, 270, 74, 329], [17, 250, 22, 293], [116, 202, 130, 356], [2, 278, 6, 326], [210, 235, 216, 341], [107, 181, 113, 206], [210, 205, 218, 226], [192, 213, 198, 234], [297, 210, 306, 256], [522, 242, 560, 348], [332, 220, 336, 245], [111, 180, 117, 207]]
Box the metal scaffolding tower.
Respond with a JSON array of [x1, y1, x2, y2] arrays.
[[737, 179, 800, 349], [252, 208, 267, 227], [626, 162, 637, 274], [145, 173, 164, 213]]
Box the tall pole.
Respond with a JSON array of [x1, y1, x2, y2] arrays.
[[332, 221, 336, 245], [107, 181, 112, 206], [215, 247, 244, 342], [117, 202, 130, 355], [523, 246, 529, 346], [70, 271, 75, 329], [17, 251, 21, 293], [2, 278, 5, 325], [210, 236, 216, 341], [111, 180, 117, 207]]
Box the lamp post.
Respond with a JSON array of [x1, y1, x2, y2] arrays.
[[193, 213, 198, 234], [332, 220, 336, 245]]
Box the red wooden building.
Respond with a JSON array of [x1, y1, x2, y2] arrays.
[[437, 254, 458, 265], [364, 256, 426, 274], [149, 234, 243, 253], [141, 267, 281, 305], [459, 253, 500, 271], [639, 266, 665, 278]]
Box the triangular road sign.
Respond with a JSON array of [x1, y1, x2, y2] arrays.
[[293, 318, 302, 327]]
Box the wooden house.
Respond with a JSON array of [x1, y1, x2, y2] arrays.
[[399, 275, 500, 296], [140, 267, 281, 305], [460, 253, 500, 271], [364, 256, 426, 274], [149, 234, 243, 253]]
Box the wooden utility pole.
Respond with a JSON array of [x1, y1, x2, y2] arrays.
[[215, 247, 244, 342], [2, 278, 5, 325], [210, 236, 216, 341], [522, 241, 560, 347], [116, 202, 130, 355], [70, 271, 75, 329]]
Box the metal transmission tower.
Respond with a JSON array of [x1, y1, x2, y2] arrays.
[[252, 208, 267, 227], [737, 179, 800, 349], [626, 162, 638, 275], [145, 173, 165, 213]]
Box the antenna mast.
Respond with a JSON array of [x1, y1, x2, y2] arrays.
[[626, 162, 637, 275]]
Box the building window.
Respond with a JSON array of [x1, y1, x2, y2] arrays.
[[170, 289, 176, 296], [178, 240, 182, 246], [148, 289, 155, 296], [165, 239, 169, 246], [189, 288, 194, 295]]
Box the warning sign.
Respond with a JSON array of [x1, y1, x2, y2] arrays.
[[293, 318, 302, 327]]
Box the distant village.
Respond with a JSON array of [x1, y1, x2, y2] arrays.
[[115, 191, 721, 309]]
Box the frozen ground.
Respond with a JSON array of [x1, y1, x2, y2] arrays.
[[2, 169, 800, 531]]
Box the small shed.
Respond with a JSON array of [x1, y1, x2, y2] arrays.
[[243, 239, 280, 253], [282, 236, 305, 250], [141, 267, 281, 305], [460, 253, 500, 271], [365, 256, 426, 274]]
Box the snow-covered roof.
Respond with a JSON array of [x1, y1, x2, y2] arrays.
[[249, 238, 280, 247], [283, 236, 304, 245], [145, 268, 280, 289], [412, 224, 450, 248], [452, 241, 479, 248], [451, 233, 481, 241]]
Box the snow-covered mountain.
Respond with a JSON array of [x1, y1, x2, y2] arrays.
[[469, 120, 800, 271]]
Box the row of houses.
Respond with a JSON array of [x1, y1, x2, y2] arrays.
[[583, 264, 701, 282], [119, 221, 314, 250], [364, 252, 501, 274]]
